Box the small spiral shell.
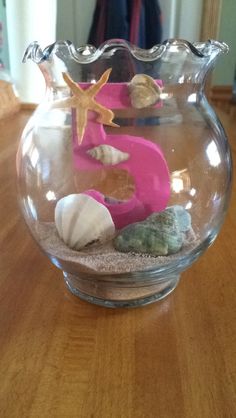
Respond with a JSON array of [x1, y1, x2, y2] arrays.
[[87, 144, 129, 166]]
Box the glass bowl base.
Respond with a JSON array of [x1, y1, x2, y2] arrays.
[[63, 272, 180, 308]]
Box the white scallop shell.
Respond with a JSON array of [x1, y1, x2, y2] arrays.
[[55, 194, 115, 250], [87, 144, 129, 166], [128, 74, 162, 109]]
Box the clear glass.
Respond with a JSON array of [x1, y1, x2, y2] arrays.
[[17, 39, 232, 307]]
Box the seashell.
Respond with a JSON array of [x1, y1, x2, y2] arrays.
[[52, 69, 119, 145], [128, 74, 162, 109], [114, 207, 184, 255], [55, 193, 115, 250], [147, 205, 192, 233], [87, 144, 129, 166], [169, 205, 192, 233]]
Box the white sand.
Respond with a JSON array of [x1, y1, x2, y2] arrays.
[[35, 222, 200, 275]]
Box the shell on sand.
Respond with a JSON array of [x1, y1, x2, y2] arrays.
[[114, 207, 183, 256], [55, 193, 115, 250], [128, 74, 162, 109], [87, 144, 129, 166]]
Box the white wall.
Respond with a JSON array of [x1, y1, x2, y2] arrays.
[[159, 0, 203, 42], [159, 0, 178, 40], [213, 0, 236, 85], [57, 0, 96, 46], [177, 0, 203, 42], [0, 2, 9, 69], [6, 0, 57, 102]]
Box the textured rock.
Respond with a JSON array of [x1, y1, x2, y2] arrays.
[[114, 206, 191, 256], [170, 205, 192, 232], [148, 205, 191, 233]]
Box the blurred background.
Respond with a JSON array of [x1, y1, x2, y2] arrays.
[[0, 0, 235, 109]]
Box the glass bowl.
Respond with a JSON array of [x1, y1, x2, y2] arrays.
[[16, 39, 232, 307]]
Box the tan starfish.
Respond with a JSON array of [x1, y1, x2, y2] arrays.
[[52, 68, 119, 144]]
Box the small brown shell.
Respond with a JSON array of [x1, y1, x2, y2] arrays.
[[128, 74, 162, 109]]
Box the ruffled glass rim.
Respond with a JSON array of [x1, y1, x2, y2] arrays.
[[23, 38, 229, 64]]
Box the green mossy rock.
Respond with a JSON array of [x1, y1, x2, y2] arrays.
[[170, 205, 192, 232], [114, 223, 169, 255], [114, 207, 188, 256], [114, 206, 190, 256], [147, 205, 191, 232]]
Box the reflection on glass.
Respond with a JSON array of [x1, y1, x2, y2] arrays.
[[46, 191, 56, 201], [31, 148, 39, 168], [171, 169, 191, 193], [185, 201, 192, 210], [188, 93, 197, 103], [190, 188, 196, 196], [25, 196, 38, 220], [206, 141, 221, 167]]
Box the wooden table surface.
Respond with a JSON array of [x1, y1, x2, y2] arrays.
[[0, 109, 235, 418]]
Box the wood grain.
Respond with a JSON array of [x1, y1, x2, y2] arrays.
[[0, 109, 235, 418], [200, 0, 222, 40]]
